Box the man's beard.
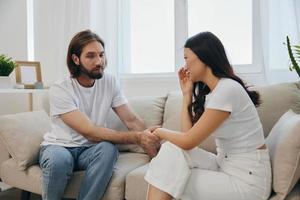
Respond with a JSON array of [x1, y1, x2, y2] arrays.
[[78, 61, 104, 80]]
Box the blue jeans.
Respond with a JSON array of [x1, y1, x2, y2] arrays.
[[39, 142, 118, 200]]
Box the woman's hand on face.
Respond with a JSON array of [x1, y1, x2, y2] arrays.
[[178, 66, 193, 96]]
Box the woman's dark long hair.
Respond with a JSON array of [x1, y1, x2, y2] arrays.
[[184, 32, 261, 124]]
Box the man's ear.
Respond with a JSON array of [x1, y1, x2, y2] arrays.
[[72, 54, 80, 65]]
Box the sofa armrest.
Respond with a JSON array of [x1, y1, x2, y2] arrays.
[[0, 139, 10, 179]]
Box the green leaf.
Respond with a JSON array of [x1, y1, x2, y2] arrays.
[[286, 36, 300, 78], [0, 54, 16, 76], [294, 49, 300, 53]]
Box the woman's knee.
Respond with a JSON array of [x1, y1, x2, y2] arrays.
[[160, 141, 182, 153]]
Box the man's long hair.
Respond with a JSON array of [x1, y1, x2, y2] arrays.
[[66, 29, 106, 78]]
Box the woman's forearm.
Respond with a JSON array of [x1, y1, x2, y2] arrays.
[[155, 128, 193, 150], [181, 95, 193, 132]]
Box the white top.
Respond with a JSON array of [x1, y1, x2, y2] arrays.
[[42, 73, 127, 147], [205, 78, 265, 154]]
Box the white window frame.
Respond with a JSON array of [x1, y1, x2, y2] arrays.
[[118, 0, 263, 78]]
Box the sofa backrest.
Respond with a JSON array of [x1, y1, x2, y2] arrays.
[[254, 82, 300, 137], [162, 91, 218, 153], [106, 96, 166, 131], [106, 96, 167, 152]]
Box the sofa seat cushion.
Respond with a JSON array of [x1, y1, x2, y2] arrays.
[[0, 158, 43, 195], [125, 163, 300, 200], [0, 152, 149, 200], [285, 180, 300, 200], [125, 163, 149, 200], [102, 152, 150, 200]]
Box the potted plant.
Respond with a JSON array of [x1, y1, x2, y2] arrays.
[[285, 36, 300, 78], [0, 54, 17, 88]]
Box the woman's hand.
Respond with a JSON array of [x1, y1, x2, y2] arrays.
[[178, 66, 193, 96], [138, 126, 161, 158], [146, 126, 161, 133], [153, 128, 167, 139]]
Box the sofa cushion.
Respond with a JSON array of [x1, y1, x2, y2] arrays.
[[125, 165, 300, 200], [0, 110, 50, 170], [103, 153, 150, 200], [255, 82, 300, 137], [125, 163, 149, 200], [266, 110, 300, 200], [0, 158, 43, 194], [107, 96, 166, 153], [162, 91, 217, 154], [285, 180, 300, 200], [0, 152, 150, 199]]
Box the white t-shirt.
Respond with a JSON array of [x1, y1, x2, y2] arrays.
[[42, 73, 128, 147], [205, 78, 265, 154]]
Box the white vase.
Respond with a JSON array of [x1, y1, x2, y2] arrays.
[[0, 76, 13, 89]]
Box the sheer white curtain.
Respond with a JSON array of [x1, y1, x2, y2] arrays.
[[260, 0, 300, 84], [33, 0, 119, 86], [89, 0, 120, 75]]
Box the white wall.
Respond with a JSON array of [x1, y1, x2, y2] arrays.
[[0, 0, 30, 115], [0, 0, 28, 60]]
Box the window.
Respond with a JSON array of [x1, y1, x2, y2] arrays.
[[120, 0, 261, 74], [120, 0, 175, 74], [188, 0, 252, 65]]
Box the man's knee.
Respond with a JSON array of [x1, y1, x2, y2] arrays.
[[93, 142, 118, 163], [40, 145, 74, 171]]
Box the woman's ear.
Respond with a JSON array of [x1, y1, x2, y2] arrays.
[[72, 54, 80, 65]]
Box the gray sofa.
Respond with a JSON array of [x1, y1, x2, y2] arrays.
[[0, 81, 300, 200]]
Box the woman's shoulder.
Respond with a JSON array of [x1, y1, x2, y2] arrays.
[[218, 78, 244, 92]]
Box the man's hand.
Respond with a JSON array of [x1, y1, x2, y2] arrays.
[[138, 127, 161, 158]]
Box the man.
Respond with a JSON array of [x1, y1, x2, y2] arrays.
[[39, 29, 160, 200]]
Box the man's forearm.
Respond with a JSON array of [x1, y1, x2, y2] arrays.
[[126, 116, 147, 132], [85, 126, 141, 144]]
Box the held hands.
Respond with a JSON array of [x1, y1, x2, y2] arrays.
[[178, 66, 193, 96], [139, 126, 161, 158]]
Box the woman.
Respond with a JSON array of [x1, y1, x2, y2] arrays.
[[145, 32, 272, 200]]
